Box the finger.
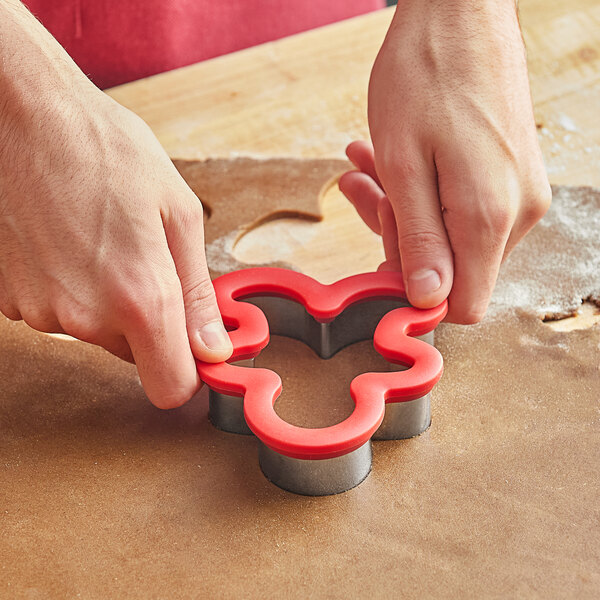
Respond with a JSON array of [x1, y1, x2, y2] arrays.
[[69, 329, 136, 364], [0, 284, 21, 321], [381, 154, 453, 309], [502, 219, 531, 263], [376, 196, 402, 271], [14, 300, 64, 333], [444, 211, 510, 324], [52, 301, 136, 363], [162, 192, 233, 363], [121, 262, 202, 409], [338, 170, 386, 234], [0, 276, 54, 326], [501, 185, 552, 262], [345, 140, 382, 188], [441, 180, 514, 324], [97, 335, 135, 364], [0, 304, 21, 321]]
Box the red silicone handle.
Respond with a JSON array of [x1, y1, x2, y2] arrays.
[[197, 267, 447, 460]]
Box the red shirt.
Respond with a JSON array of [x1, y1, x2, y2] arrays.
[[25, 0, 384, 89]]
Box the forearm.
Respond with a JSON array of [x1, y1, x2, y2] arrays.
[[0, 0, 90, 85], [390, 0, 518, 25], [0, 1, 95, 145], [385, 0, 524, 77]]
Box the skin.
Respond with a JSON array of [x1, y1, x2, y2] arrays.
[[340, 0, 551, 323], [0, 0, 551, 408], [0, 0, 233, 409]]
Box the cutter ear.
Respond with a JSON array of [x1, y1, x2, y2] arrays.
[[373, 302, 448, 353]]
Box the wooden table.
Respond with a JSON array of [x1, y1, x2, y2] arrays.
[[109, 1, 600, 187], [108, 0, 600, 283]]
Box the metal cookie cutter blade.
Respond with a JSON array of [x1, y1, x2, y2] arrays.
[[197, 267, 447, 496]]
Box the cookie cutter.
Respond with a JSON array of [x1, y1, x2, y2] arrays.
[[196, 267, 447, 496]]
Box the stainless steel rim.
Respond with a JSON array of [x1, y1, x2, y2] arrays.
[[372, 394, 431, 440], [258, 440, 373, 496]]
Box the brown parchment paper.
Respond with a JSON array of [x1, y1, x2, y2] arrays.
[[1, 159, 599, 599]]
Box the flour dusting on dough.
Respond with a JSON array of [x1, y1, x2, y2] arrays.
[[557, 114, 578, 132], [206, 231, 242, 275], [488, 185, 600, 320]]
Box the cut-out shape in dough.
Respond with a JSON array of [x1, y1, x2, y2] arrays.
[[173, 157, 350, 278], [233, 179, 384, 284]]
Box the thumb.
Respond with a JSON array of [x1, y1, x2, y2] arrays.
[[162, 193, 233, 362], [382, 156, 454, 308]]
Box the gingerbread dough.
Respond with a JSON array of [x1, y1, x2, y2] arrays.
[[1, 159, 598, 598]]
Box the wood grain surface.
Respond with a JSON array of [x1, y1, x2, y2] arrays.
[[108, 1, 600, 187]]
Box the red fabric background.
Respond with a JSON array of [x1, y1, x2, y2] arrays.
[[25, 0, 384, 89]]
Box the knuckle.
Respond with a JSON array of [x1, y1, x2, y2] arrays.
[[183, 278, 217, 313], [456, 305, 487, 325], [473, 199, 514, 234], [0, 287, 20, 321], [18, 303, 56, 332], [54, 303, 99, 342], [187, 202, 206, 227], [0, 301, 21, 321], [492, 204, 514, 231], [112, 280, 180, 331], [400, 227, 448, 255], [175, 195, 204, 227], [524, 182, 552, 223], [149, 384, 196, 410], [187, 200, 204, 221], [448, 290, 490, 325], [117, 291, 149, 325]]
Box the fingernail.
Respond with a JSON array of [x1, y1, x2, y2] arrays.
[[408, 269, 442, 299], [199, 321, 231, 351]]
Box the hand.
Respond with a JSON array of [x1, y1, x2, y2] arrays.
[[0, 1, 232, 408], [341, 0, 551, 323]]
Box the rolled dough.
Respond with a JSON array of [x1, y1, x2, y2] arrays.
[[1, 159, 598, 598]]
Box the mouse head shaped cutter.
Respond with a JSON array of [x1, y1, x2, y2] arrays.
[[196, 267, 447, 496]]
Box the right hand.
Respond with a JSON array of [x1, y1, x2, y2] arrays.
[[341, 0, 551, 324], [0, 78, 232, 409]]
